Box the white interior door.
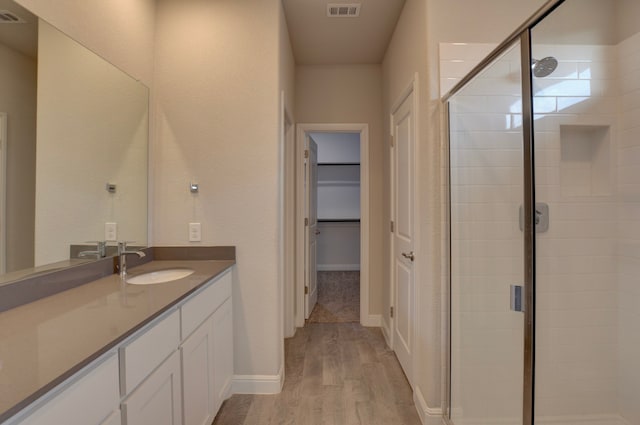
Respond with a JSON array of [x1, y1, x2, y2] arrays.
[[305, 137, 319, 318], [391, 91, 415, 383]]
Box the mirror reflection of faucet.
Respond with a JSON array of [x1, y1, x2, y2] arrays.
[[117, 241, 146, 278], [78, 241, 107, 259]]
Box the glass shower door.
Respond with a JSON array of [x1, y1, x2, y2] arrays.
[[449, 40, 526, 425], [531, 1, 640, 423]]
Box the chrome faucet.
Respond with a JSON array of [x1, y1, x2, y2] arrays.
[[78, 241, 107, 259], [117, 241, 146, 278]]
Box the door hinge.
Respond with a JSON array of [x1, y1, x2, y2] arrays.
[[390, 221, 394, 232], [304, 149, 309, 159], [390, 306, 394, 318], [305, 286, 309, 295], [390, 135, 394, 147], [305, 217, 309, 226]]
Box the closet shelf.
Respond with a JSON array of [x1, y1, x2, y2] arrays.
[[317, 163, 360, 166]]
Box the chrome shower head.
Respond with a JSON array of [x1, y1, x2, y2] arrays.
[[532, 56, 558, 78]]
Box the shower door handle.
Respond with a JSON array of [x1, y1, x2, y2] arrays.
[[510, 285, 524, 312]]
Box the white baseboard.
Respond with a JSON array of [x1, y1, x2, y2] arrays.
[[381, 317, 391, 348], [361, 314, 381, 327], [414, 385, 444, 425], [317, 264, 360, 271], [221, 376, 233, 401], [451, 413, 629, 425], [231, 364, 284, 394], [535, 414, 630, 425]]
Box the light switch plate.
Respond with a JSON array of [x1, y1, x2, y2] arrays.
[[105, 222, 117, 241], [189, 223, 201, 242]]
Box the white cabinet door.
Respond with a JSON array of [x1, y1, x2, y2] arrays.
[[17, 354, 119, 425], [122, 350, 182, 425], [181, 318, 215, 425], [100, 410, 122, 425], [212, 298, 233, 412]]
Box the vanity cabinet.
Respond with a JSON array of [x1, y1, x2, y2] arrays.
[[122, 268, 233, 425], [13, 354, 120, 425], [4, 267, 234, 425], [181, 271, 233, 425]]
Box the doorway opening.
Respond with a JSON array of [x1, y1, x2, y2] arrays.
[[309, 132, 360, 323], [293, 123, 370, 329]]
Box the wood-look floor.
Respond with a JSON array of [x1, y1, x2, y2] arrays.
[[212, 323, 421, 425], [308, 272, 360, 323]]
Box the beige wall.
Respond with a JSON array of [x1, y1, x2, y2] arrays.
[[0, 43, 36, 272], [34, 21, 148, 266], [152, 0, 285, 379], [429, 0, 545, 44], [382, 0, 435, 415], [381, 0, 546, 417], [279, 5, 296, 121], [295, 64, 384, 316], [15, 0, 155, 85], [279, 3, 296, 339]]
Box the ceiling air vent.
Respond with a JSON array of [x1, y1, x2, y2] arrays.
[[327, 3, 361, 18], [0, 10, 26, 23]]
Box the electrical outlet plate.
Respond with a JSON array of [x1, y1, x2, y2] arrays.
[[105, 222, 117, 241], [189, 223, 201, 242]]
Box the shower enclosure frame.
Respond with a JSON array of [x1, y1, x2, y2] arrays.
[[442, 1, 567, 424]]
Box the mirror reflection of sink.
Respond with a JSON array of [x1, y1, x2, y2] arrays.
[[126, 269, 195, 285]]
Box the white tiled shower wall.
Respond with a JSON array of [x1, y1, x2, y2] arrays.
[[444, 33, 640, 424]]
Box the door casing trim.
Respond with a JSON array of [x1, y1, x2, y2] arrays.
[[294, 123, 370, 327]]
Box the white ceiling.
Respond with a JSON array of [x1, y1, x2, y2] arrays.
[[282, 0, 406, 65]]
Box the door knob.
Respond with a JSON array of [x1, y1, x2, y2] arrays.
[[315, 230, 321, 235], [401, 251, 415, 262]]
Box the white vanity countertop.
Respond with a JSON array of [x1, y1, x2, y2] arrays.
[[0, 259, 235, 423]]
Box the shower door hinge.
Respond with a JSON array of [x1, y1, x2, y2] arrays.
[[305, 217, 309, 226], [390, 306, 394, 318], [305, 286, 309, 295], [304, 149, 309, 159], [390, 221, 395, 232]]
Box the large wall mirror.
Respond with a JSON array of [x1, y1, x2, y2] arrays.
[[0, 0, 148, 282]]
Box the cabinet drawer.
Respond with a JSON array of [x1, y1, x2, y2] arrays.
[[120, 309, 180, 395], [18, 354, 119, 425], [181, 270, 231, 339]]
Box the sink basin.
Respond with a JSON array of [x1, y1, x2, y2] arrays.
[[126, 269, 195, 285]]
